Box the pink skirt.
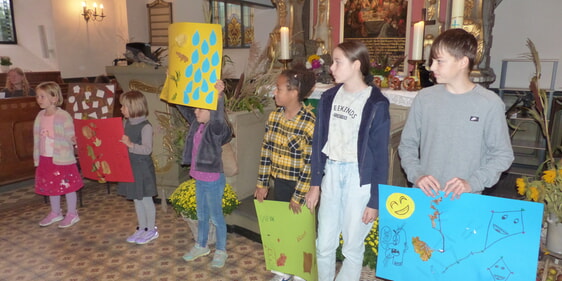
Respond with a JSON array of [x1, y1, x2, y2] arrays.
[[35, 156, 83, 196]]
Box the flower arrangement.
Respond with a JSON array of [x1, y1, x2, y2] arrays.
[[169, 179, 241, 220], [306, 54, 325, 70], [224, 43, 275, 113], [1, 56, 12, 66], [517, 163, 562, 221], [336, 217, 379, 270], [515, 39, 562, 222], [370, 54, 403, 77]]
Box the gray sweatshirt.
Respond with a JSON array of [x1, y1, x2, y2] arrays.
[[398, 84, 514, 192]]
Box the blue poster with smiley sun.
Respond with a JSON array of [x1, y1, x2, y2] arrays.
[[377, 185, 543, 281], [160, 22, 222, 110]]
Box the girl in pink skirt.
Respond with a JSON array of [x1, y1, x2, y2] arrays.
[[34, 81, 83, 228]]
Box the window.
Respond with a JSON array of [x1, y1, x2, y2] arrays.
[[210, 0, 255, 48], [0, 0, 16, 44]]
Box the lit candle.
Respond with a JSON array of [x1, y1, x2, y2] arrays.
[[82, 2, 87, 14], [100, 4, 104, 16], [279, 27, 290, 60], [93, 2, 97, 14], [412, 21, 424, 60], [451, 0, 464, 28]]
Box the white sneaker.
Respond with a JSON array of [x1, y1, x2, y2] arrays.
[[292, 276, 306, 281], [270, 271, 293, 281]]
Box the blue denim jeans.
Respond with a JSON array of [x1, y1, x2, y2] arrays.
[[316, 160, 373, 281], [195, 174, 226, 251]]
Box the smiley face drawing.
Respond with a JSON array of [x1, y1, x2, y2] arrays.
[[386, 193, 415, 219]]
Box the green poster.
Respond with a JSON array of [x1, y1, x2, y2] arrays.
[[254, 200, 318, 281]]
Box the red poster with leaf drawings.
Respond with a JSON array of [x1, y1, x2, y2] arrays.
[[74, 118, 134, 182]]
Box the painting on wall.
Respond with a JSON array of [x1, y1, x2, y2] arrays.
[[343, 0, 409, 72], [376, 185, 543, 281]]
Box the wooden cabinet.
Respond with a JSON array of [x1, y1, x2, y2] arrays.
[[0, 97, 40, 185]]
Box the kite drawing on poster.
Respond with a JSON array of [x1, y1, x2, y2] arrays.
[[160, 22, 223, 110], [254, 200, 318, 281], [377, 185, 544, 281], [74, 118, 133, 183]]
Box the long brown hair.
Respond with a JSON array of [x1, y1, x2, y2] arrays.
[[5, 67, 32, 96], [336, 41, 372, 84]]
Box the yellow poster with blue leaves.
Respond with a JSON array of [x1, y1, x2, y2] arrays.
[[160, 22, 222, 110]]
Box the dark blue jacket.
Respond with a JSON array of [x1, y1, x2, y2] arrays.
[[311, 84, 390, 208], [177, 96, 232, 173]]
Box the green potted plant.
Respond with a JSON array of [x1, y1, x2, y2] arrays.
[[1, 56, 12, 72], [1, 56, 12, 66]]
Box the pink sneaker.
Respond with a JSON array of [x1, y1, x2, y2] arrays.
[[39, 212, 63, 227], [58, 213, 80, 228]]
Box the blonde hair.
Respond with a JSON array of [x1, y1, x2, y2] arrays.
[[36, 81, 64, 106], [119, 90, 149, 118], [5, 67, 32, 96]]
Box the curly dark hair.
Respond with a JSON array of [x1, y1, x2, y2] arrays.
[[280, 64, 316, 101]]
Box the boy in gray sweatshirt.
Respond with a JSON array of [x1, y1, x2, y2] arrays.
[[398, 28, 514, 199]]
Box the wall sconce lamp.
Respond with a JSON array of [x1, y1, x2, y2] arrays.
[[82, 2, 106, 22]]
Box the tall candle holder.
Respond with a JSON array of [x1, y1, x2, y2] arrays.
[[278, 59, 293, 70], [407, 59, 425, 90]]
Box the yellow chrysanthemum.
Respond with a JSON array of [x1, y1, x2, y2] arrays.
[[543, 169, 557, 184], [516, 178, 526, 195], [529, 186, 540, 202], [169, 179, 240, 220], [307, 54, 321, 63]]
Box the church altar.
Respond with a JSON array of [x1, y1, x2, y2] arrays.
[[309, 83, 418, 108]]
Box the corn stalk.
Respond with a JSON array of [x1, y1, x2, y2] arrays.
[[525, 39, 555, 170]]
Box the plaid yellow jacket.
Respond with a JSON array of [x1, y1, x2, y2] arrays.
[[256, 105, 315, 205]]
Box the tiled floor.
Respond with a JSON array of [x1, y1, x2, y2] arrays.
[[0, 180, 273, 281], [0, 174, 518, 281], [0, 180, 380, 281]]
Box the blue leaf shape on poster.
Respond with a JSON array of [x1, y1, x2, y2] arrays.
[[205, 91, 214, 104], [209, 70, 218, 83], [210, 30, 217, 46], [185, 64, 193, 78], [194, 69, 202, 83], [202, 40, 210, 55], [193, 87, 200, 101], [211, 52, 220, 67], [202, 58, 210, 73], [192, 31, 200, 46], [183, 81, 192, 104], [201, 81, 209, 93], [191, 50, 200, 64]]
